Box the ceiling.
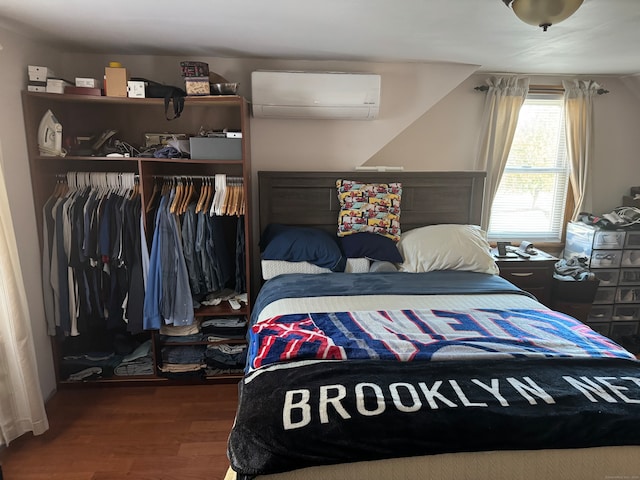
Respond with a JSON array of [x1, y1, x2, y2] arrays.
[[1, 0, 639, 76]]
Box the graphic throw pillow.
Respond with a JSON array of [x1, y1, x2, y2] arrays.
[[336, 179, 402, 242]]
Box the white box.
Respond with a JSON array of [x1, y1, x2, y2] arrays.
[[28, 65, 55, 82], [27, 84, 46, 93], [127, 81, 145, 98], [46, 78, 72, 94], [75, 77, 99, 88]]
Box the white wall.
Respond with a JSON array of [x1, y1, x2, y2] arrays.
[[370, 74, 640, 214], [0, 27, 60, 400], [4, 32, 640, 395]]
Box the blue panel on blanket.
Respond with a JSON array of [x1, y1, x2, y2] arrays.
[[249, 309, 635, 371], [228, 356, 640, 479], [252, 271, 533, 324]]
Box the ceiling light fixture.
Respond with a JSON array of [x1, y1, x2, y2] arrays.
[[502, 0, 584, 31]]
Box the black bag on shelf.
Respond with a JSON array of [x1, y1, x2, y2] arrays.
[[131, 77, 186, 120]]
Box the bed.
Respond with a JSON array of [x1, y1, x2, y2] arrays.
[[225, 171, 640, 480]]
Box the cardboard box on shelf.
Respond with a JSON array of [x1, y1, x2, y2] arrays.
[[104, 65, 128, 97]]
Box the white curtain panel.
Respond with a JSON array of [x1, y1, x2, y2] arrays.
[[0, 144, 49, 445], [563, 79, 600, 221], [475, 76, 530, 229]]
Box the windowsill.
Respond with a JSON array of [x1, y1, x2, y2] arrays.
[[489, 240, 564, 257]]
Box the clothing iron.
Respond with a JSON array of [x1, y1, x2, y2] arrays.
[[38, 109, 65, 156]]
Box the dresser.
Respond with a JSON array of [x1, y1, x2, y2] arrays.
[[494, 248, 558, 307]]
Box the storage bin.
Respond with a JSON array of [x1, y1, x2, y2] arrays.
[[185, 77, 210, 96], [551, 277, 599, 303], [620, 269, 640, 285], [621, 249, 640, 267], [189, 137, 242, 160], [588, 305, 613, 321], [625, 231, 640, 248], [564, 222, 625, 259], [616, 287, 640, 304], [592, 269, 620, 287], [593, 286, 616, 304], [613, 305, 640, 321], [590, 250, 622, 268]]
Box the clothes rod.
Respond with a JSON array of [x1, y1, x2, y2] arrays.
[[152, 175, 244, 180]]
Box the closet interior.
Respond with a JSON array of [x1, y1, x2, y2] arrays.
[[22, 92, 252, 385]]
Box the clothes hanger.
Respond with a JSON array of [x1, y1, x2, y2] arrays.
[[204, 177, 214, 214], [181, 177, 195, 214], [170, 177, 183, 214], [195, 178, 206, 213]]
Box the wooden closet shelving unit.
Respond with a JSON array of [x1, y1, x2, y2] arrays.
[[22, 91, 252, 386]]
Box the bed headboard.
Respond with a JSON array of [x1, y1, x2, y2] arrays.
[[258, 171, 486, 236]]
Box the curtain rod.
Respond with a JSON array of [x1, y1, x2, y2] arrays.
[[474, 84, 610, 95]]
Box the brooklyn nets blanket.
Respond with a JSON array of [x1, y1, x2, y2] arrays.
[[228, 272, 640, 478]]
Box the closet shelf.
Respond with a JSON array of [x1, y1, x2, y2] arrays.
[[195, 304, 249, 317], [25, 91, 246, 107], [35, 155, 243, 164]]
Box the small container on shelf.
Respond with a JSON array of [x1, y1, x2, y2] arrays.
[[180, 61, 210, 78], [185, 77, 211, 96]]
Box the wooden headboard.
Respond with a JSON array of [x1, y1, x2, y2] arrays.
[[258, 171, 486, 236]]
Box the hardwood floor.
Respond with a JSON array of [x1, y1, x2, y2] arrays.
[[0, 384, 239, 480]]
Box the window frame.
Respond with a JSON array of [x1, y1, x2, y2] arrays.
[[487, 93, 572, 246]]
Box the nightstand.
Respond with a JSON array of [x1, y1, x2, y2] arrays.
[[493, 248, 558, 307]]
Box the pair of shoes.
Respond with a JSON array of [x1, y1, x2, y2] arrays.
[[227, 292, 248, 310]]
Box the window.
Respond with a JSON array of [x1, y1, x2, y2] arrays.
[[488, 94, 570, 242]]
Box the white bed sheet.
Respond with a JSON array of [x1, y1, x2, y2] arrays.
[[255, 292, 544, 324]]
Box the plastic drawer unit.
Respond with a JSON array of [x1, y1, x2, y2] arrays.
[[564, 221, 625, 263], [563, 221, 640, 343]]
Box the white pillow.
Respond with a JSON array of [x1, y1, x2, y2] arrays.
[[397, 224, 499, 275], [261, 258, 370, 280]]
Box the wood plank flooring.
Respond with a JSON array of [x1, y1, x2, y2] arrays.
[[0, 384, 239, 480]]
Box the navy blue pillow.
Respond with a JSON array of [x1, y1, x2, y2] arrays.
[[261, 224, 346, 272], [339, 232, 403, 263]]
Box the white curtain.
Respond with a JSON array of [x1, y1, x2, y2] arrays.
[[563, 79, 600, 220], [0, 143, 49, 445], [475, 76, 530, 229]]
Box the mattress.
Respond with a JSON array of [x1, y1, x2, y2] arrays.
[[228, 271, 640, 480], [225, 445, 640, 480]]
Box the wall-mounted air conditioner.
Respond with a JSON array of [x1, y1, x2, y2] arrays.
[[251, 70, 381, 120]]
